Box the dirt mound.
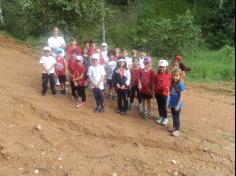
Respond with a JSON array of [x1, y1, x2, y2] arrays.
[[0, 34, 234, 176]]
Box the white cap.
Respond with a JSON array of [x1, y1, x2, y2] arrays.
[[101, 42, 107, 47], [91, 53, 100, 60], [76, 55, 83, 61], [158, 59, 168, 67], [117, 58, 126, 62], [43, 46, 51, 52]]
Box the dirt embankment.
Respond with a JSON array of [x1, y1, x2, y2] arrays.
[[0, 34, 234, 176]]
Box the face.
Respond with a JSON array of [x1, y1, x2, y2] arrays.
[[71, 40, 77, 46], [109, 54, 115, 61], [90, 42, 96, 48], [114, 48, 120, 54], [172, 63, 179, 69], [158, 66, 166, 73], [101, 46, 107, 51], [133, 59, 139, 67], [144, 62, 150, 69], [76, 60, 82, 66], [53, 28, 59, 37], [118, 61, 125, 67], [85, 42, 90, 48], [82, 48, 88, 54], [44, 50, 50, 56], [140, 51, 147, 58], [56, 52, 62, 57], [92, 59, 98, 66], [122, 50, 128, 57], [172, 73, 181, 82]]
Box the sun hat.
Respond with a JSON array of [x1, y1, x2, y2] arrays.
[[55, 48, 63, 54], [91, 53, 100, 60], [143, 56, 152, 63], [175, 55, 183, 61], [76, 55, 83, 61], [158, 59, 168, 67], [43, 46, 51, 52]]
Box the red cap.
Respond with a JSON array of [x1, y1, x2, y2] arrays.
[[175, 55, 183, 61]]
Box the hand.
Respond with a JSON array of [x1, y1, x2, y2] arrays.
[[174, 105, 180, 111], [121, 85, 125, 89], [47, 71, 50, 75], [138, 84, 142, 90], [117, 84, 121, 89]]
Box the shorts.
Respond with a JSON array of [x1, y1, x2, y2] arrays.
[[58, 75, 66, 84], [107, 79, 113, 88], [141, 93, 152, 100]]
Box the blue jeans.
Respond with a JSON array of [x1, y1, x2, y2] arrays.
[[171, 108, 181, 130], [155, 95, 168, 119], [93, 88, 104, 108]]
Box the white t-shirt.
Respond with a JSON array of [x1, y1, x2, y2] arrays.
[[39, 56, 56, 73], [87, 64, 106, 89], [101, 51, 109, 64], [48, 36, 66, 57], [125, 56, 132, 68], [139, 57, 145, 69], [104, 60, 117, 79]]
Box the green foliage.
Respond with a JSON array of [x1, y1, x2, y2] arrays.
[[132, 10, 202, 57]]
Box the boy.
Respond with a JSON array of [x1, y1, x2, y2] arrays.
[[87, 53, 106, 113], [121, 48, 132, 69], [139, 48, 147, 69], [39, 46, 57, 96]]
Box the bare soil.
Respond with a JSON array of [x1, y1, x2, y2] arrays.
[[0, 34, 235, 176]]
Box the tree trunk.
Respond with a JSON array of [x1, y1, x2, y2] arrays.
[[101, 0, 106, 43], [0, 0, 4, 25], [219, 0, 223, 9]]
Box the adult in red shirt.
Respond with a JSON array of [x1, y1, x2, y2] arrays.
[[155, 59, 171, 126], [130, 57, 142, 111], [67, 38, 81, 60], [73, 56, 86, 108], [138, 57, 154, 118]]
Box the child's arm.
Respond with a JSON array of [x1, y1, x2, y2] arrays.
[[175, 91, 183, 111], [73, 73, 84, 81]]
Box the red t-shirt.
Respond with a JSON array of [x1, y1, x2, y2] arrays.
[[88, 47, 97, 57], [140, 69, 154, 95], [74, 65, 85, 86], [68, 57, 77, 74], [67, 45, 81, 59], [154, 72, 171, 96], [55, 57, 66, 76], [130, 67, 141, 87]]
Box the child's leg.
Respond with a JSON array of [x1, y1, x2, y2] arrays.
[[161, 95, 168, 119], [117, 90, 122, 111], [123, 90, 128, 113], [137, 87, 142, 104], [142, 98, 146, 112], [80, 86, 86, 102], [42, 73, 49, 95], [49, 73, 56, 95], [93, 88, 99, 108], [147, 99, 151, 113], [98, 88, 105, 108], [155, 95, 163, 117], [70, 80, 77, 98], [130, 86, 135, 104], [171, 108, 181, 131]]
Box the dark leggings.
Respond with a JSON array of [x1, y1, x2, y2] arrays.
[[42, 73, 56, 94], [130, 85, 142, 104], [70, 80, 77, 98], [93, 88, 104, 108], [76, 86, 86, 102], [171, 108, 181, 130], [155, 95, 168, 119], [117, 89, 128, 112]]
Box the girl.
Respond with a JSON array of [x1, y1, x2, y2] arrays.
[[68, 49, 78, 99], [169, 68, 184, 137], [171, 60, 186, 82], [173, 55, 191, 80], [130, 57, 142, 111], [138, 57, 154, 118], [112, 57, 131, 115], [73, 56, 86, 108], [81, 47, 90, 83], [131, 49, 138, 59], [155, 60, 171, 126], [67, 38, 81, 60], [114, 47, 120, 61], [104, 50, 117, 99], [55, 48, 67, 95], [87, 53, 106, 113]]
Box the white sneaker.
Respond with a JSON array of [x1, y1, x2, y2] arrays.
[[161, 118, 168, 126], [156, 117, 163, 124], [130, 103, 134, 110], [138, 104, 142, 112]]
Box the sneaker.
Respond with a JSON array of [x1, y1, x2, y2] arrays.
[[120, 111, 128, 115], [75, 102, 85, 108], [145, 112, 152, 119], [41, 91, 46, 96], [167, 127, 175, 133], [116, 109, 121, 113], [138, 104, 142, 112], [130, 103, 134, 110], [156, 117, 163, 124], [140, 111, 147, 119], [93, 107, 99, 113], [99, 107, 105, 113], [172, 130, 180, 137], [60, 89, 66, 95], [161, 118, 168, 126]]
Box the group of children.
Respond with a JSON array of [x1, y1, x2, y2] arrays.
[[39, 29, 190, 137]]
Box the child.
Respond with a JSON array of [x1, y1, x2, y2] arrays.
[[73, 56, 86, 108], [100, 43, 109, 64], [121, 48, 132, 69], [169, 68, 184, 137], [138, 57, 154, 118], [171, 60, 185, 82], [88, 40, 97, 57], [131, 49, 138, 59], [39, 46, 57, 96], [81, 47, 90, 83], [68, 49, 78, 99], [114, 47, 120, 61], [84, 40, 90, 50], [87, 53, 106, 113], [155, 60, 171, 126], [104, 50, 117, 99], [130, 57, 142, 111], [67, 38, 81, 60], [139, 48, 147, 69], [55, 48, 67, 95], [112, 57, 131, 115]]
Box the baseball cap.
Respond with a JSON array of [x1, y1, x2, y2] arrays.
[[175, 55, 183, 61], [117, 58, 126, 62], [55, 48, 63, 54], [43, 46, 51, 52], [143, 56, 152, 63], [91, 53, 100, 60], [158, 59, 168, 67], [76, 55, 83, 61], [101, 42, 107, 47]]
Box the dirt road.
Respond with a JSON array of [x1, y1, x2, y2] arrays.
[[0, 34, 234, 176]]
